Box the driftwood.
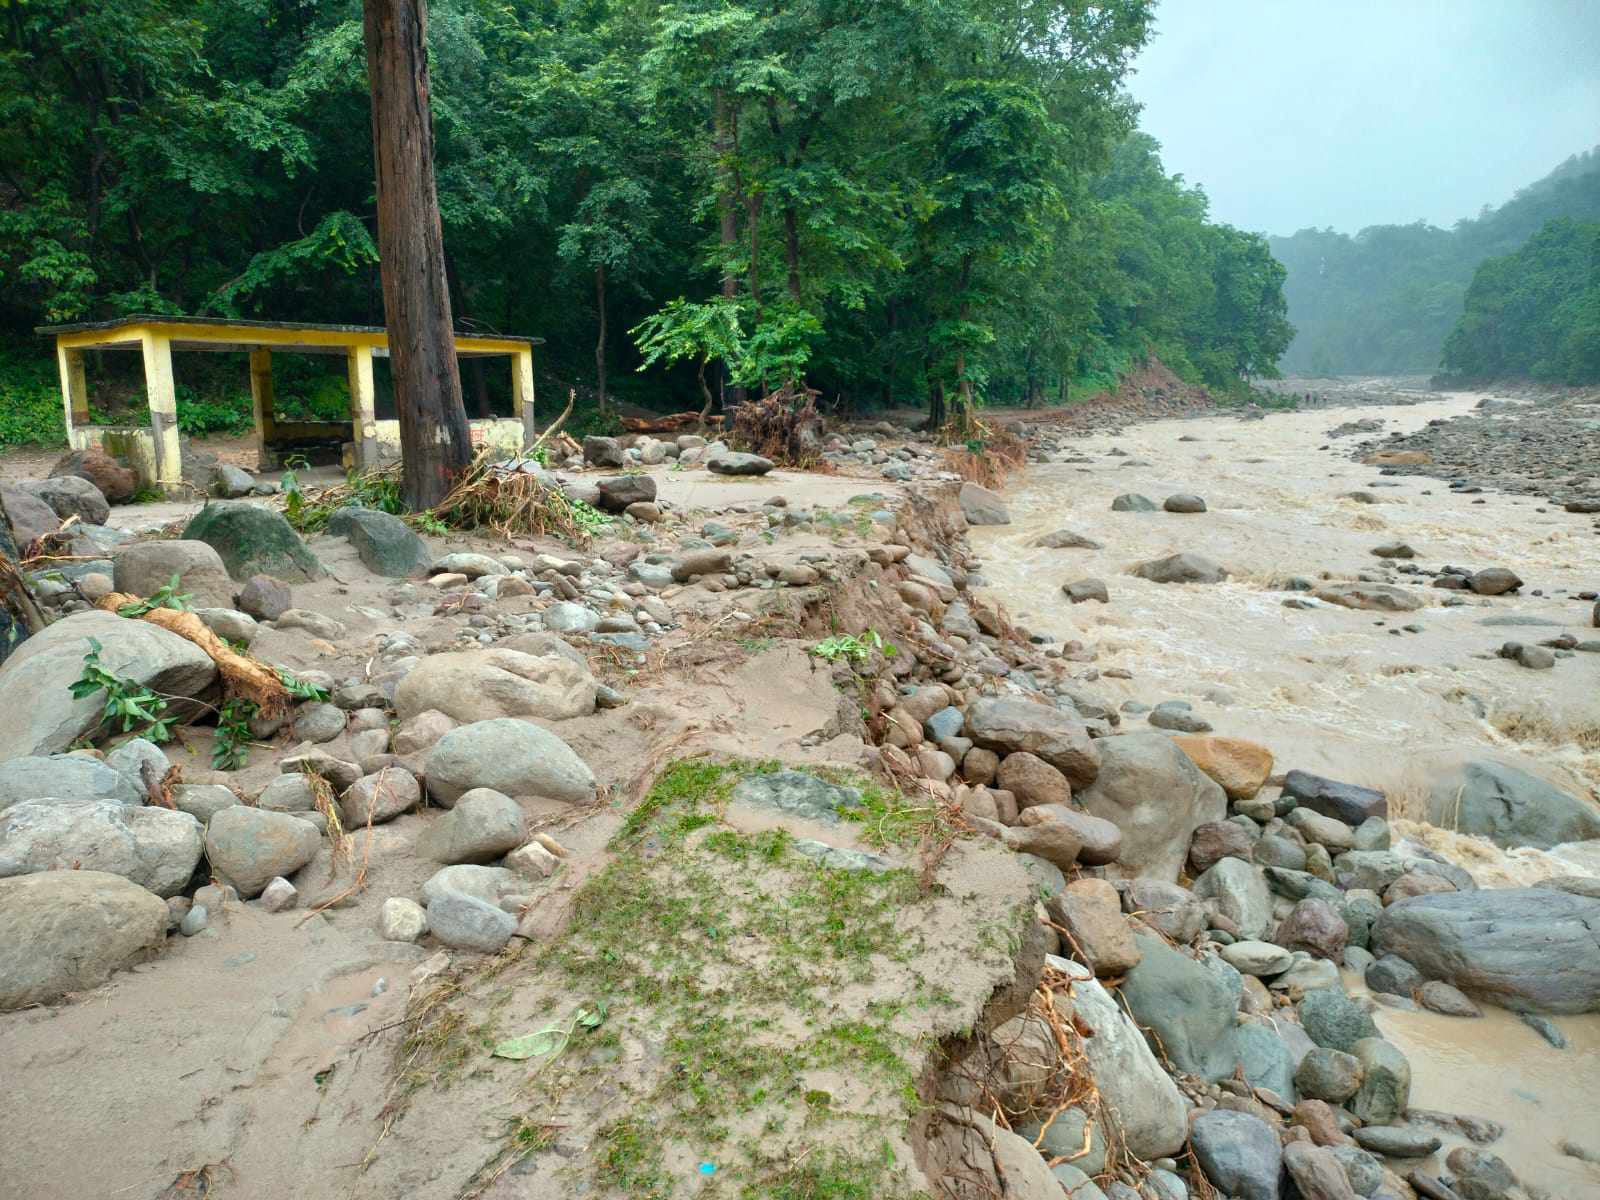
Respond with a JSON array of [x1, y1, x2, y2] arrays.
[[620, 411, 725, 434], [94, 593, 290, 717]]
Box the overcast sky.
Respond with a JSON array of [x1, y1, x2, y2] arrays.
[[1128, 0, 1600, 237]]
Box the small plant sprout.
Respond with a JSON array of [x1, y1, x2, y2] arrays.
[[809, 629, 898, 664]]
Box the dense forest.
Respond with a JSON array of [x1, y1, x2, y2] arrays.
[[1439, 217, 1600, 385], [0, 0, 1291, 443], [1269, 147, 1600, 377]]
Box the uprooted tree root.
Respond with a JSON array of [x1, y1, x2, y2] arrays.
[[729, 384, 827, 467]]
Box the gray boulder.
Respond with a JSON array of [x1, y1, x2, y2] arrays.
[[212, 464, 255, 498], [963, 697, 1099, 788], [583, 436, 626, 467], [172, 784, 239, 823], [1348, 1037, 1410, 1125], [194, 607, 259, 646], [1228, 1021, 1299, 1100], [417, 789, 526, 864], [595, 474, 657, 512], [21, 475, 110, 526], [730, 771, 862, 825], [182, 501, 324, 581], [1110, 493, 1157, 512], [340, 768, 422, 826], [1163, 493, 1207, 513], [429, 552, 507, 579], [420, 864, 524, 907], [425, 718, 596, 806], [1298, 985, 1379, 1052], [1424, 760, 1600, 850], [1076, 733, 1225, 881], [0, 754, 142, 813], [1313, 582, 1424, 612], [427, 890, 517, 952], [0, 612, 217, 760], [113, 540, 236, 607], [204, 806, 321, 898], [326, 506, 430, 577], [1130, 552, 1228, 584], [1072, 975, 1189, 1158], [958, 482, 1010, 525], [707, 452, 775, 476], [0, 485, 59, 545], [1190, 1109, 1282, 1200], [1372, 887, 1600, 1013], [1281, 769, 1387, 825], [0, 870, 168, 1010], [393, 648, 596, 723], [0, 800, 203, 897], [1119, 933, 1241, 1081]]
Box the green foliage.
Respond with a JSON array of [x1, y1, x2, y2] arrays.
[[69, 638, 177, 743], [809, 630, 896, 664], [0, 350, 71, 446], [1440, 218, 1600, 384], [1271, 147, 1600, 375], [174, 385, 254, 436], [116, 574, 192, 617], [212, 698, 255, 770]]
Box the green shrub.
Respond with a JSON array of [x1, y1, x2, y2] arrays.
[[174, 384, 253, 435], [0, 352, 67, 446]]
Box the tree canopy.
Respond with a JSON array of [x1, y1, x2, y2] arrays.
[[0, 0, 1293, 431]]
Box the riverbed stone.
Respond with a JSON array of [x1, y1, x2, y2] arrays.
[[1282, 1142, 1360, 1200], [1072, 975, 1189, 1158], [1281, 770, 1387, 825], [394, 648, 596, 723], [0, 754, 143, 814], [1295, 1047, 1363, 1104], [341, 768, 422, 826], [0, 799, 203, 898], [1130, 551, 1228, 584], [184, 501, 324, 581], [1111, 493, 1157, 512], [1189, 819, 1256, 874], [1190, 1109, 1283, 1200], [426, 890, 516, 952], [1173, 735, 1273, 799], [417, 789, 525, 864], [1299, 986, 1379, 1052], [958, 481, 1010, 525], [964, 697, 1099, 787], [204, 806, 321, 898], [1076, 732, 1225, 881], [1348, 1037, 1410, 1125], [0, 870, 169, 1009], [1120, 933, 1240, 1081], [1424, 760, 1600, 850], [1222, 939, 1293, 976], [1351, 1125, 1440, 1158], [996, 751, 1073, 809], [1276, 898, 1348, 962], [1373, 887, 1600, 1013], [325, 506, 430, 577], [1416, 980, 1480, 1017], [1193, 857, 1274, 939], [425, 718, 596, 807], [706, 451, 774, 476], [1047, 888, 1140, 977], [380, 897, 428, 942]]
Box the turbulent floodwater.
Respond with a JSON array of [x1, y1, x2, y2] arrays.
[[972, 392, 1600, 1197]]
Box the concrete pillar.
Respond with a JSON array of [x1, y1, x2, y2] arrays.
[[511, 347, 536, 450], [56, 344, 89, 442], [139, 331, 181, 490], [249, 349, 278, 470], [347, 345, 378, 471]]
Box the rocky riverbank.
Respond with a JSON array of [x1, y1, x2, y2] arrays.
[[0, 397, 1597, 1200]]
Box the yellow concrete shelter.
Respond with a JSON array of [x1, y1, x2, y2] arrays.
[[39, 316, 540, 490]]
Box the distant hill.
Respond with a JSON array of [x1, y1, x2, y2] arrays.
[[1269, 147, 1600, 375]]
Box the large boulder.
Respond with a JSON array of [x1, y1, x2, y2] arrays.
[[706, 452, 774, 476], [1371, 887, 1600, 1013], [417, 789, 526, 864], [424, 718, 596, 806], [0, 754, 142, 813], [958, 482, 1010, 526], [1171, 735, 1273, 800], [1281, 770, 1386, 825], [182, 501, 324, 581], [1119, 933, 1242, 1081], [0, 485, 60, 545], [963, 698, 1099, 788], [0, 870, 168, 1010], [0, 801, 203, 897], [1190, 1109, 1283, 1200], [325, 506, 430, 577], [204, 806, 321, 898], [113, 540, 236, 607], [0, 611, 216, 760], [595, 474, 657, 512], [50, 448, 136, 504], [394, 649, 596, 724], [20, 476, 110, 526], [1130, 552, 1228, 584], [1424, 760, 1600, 850], [1193, 857, 1274, 939], [1072, 975, 1189, 1158], [1075, 733, 1226, 881]]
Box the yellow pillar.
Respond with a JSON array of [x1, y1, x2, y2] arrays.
[[347, 345, 378, 471], [249, 348, 278, 470], [512, 348, 536, 449], [56, 344, 89, 444], [140, 330, 181, 490]]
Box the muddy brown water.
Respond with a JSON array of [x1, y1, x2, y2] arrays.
[[974, 391, 1600, 1197]]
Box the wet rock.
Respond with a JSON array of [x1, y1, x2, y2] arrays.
[[1349, 1037, 1411, 1125], [1193, 857, 1274, 939], [1062, 577, 1109, 604], [1148, 700, 1211, 733], [1371, 542, 1416, 559], [417, 789, 526, 864], [1313, 582, 1424, 612], [957, 481, 1009, 525], [1111, 493, 1157, 512], [1276, 899, 1348, 962], [0, 612, 217, 760], [1366, 954, 1423, 997], [1173, 735, 1273, 799], [0, 870, 168, 1009], [1296, 1047, 1364, 1104], [1351, 1125, 1441, 1158], [425, 718, 596, 807], [292, 702, 346, 743], [340, 768, 422, 826], [325, 506, 430, 577], [964, 697, 1099, 787], [1417, 980, 1480, 1017], [1423, 760, 1600, 850], [1190, 1109, 1283, 1200], [427, 890, 516, 952], [393, 648, 596, 723], [1189, 819, 1256, 874], [1034, 529, 1103, 549], [204, 807, 321, 898], [1120, 933, 1240, 1081], [1443, 1148, 1517, 1200], [1047, 887, 1140, 977], [1077, 733, 1224, 881], [595, 474, 657, 512], [1281, 770, 1387, 825], [183, 501, 323, 581], [1130, 552, 1228, 584], [1282, 1142, 1360, 1200], [1372, 887, 1600, 1013], [1221, 939, 1292, 976], [1299, 986, 1379, 1052], [1072, 975, 1189, 1158], [1163, 492, 1207, 513], [1467, 568, 1521, 597]]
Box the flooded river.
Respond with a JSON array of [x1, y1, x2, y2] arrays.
[[972, 393, 1600, 1196]]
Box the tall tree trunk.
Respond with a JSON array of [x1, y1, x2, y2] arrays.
[[363, 0, 470, 510], [714, 91, 739, 303], [783, 206, 802, 302], [594, 263, 608, 416], [747, 192, 763, 312], [953, 254, 974, 428]]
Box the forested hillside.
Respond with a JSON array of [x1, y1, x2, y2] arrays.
[[0, 0, 1290, 440], [1439, 217, 1600, 385], [1270, 147, 1600, 376]]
